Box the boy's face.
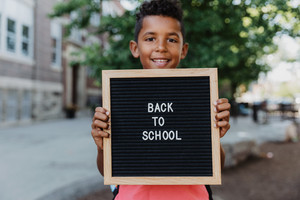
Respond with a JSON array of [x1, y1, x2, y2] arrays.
[[130, 16, 188, 69]]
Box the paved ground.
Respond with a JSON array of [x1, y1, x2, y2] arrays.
[[222, 115, 291, 145], [0, 117, 107, 200], [211, 141, 300, 200], [0, 114, 296, 200]]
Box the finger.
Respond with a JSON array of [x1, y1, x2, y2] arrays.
[[94, 112, 109, 122], [215, 110, 230, 121], [220, 124, 230, 138], [91, 129, 110, 139], [95, 107, 110, 116], [99, 130, 110, 138], [213, 98, 228, 105], [92, 128, 110, 136], [216, 102, 231, 112], [91, 129, 103, 148], [95, 107, 106, 113], [218, 98, 228, 103], [216, 120, 229, 128], [94, 119, 109, 129], [91, 129, 110, 149]]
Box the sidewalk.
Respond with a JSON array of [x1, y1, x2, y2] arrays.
[[220, 116, 293, 168], [221, 116, 291, 145], [0, 117, 108, 200], [0, 115, 294, 200]]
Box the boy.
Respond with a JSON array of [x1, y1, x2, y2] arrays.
[[91, 0, 231, 199]]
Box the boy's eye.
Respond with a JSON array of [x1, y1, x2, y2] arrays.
[[145, 37, 155, 42], [168, 38, 177, 43]]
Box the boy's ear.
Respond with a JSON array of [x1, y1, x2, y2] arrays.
[[180, 43, 189, 59], [129, 40, 140, 58]]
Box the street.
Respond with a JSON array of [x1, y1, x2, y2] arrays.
[[0, 117, 107, 200]]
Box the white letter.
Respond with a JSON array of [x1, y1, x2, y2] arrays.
[[148, 103, 153, 113], [163, 131, 169, 140], [142, 131, 148, 140], [158, 117, 165, 126], [175, 130, 182, 140], [155, 103, 161, 112], [169, 131, 175, 140], [155, 130, 162, 140], [167, 102, 173, 112], [149, 131, 154, 140], [152, 116, 158, 126], [161, 103, 166, 112]]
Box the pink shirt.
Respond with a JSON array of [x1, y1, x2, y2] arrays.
[[115, 185, 209, 200]]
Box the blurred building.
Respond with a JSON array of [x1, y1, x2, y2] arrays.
[[63, 0, 124, 114], [0, 0, 124, 126]]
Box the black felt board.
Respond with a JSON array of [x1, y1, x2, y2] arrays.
[[110, 76, 212, 177]]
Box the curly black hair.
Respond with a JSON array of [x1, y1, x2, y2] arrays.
[[134, 0, 185, 43]]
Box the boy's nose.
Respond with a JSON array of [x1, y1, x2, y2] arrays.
[[155, 40, 167, 52]]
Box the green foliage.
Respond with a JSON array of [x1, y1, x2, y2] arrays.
[[97, 10, 141, 70], [49, 0, 101, 35], [180, 0, 299, 97], [50, 0, 299, 98]]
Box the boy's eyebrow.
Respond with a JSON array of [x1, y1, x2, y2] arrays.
[[168, 32, 180, 38], [142, 32, 180, 38], [142, 32, 156, 37]]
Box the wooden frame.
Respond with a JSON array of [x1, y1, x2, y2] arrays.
[[102, 68, 221, 185]]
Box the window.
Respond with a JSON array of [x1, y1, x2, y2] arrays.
[[0, 13, 2, 48], [21, 25, 30, 56], [51, 20, 62, 67], [21, 90, 32, 120], [51, 37, 57, 64], [70, 12, 83, 43], [0, 1, 34, 60], [7, 18, 16, 52]]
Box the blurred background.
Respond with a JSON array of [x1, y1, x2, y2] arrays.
[[0, 0, 299, 200]]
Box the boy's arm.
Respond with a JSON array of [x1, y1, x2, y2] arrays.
[[97, 147, 104, 176], [91, 107, 110, 176], [213, 98, 231, 169]]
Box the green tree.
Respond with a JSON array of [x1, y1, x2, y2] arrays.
[[50, 0, 299, 98], [181, 0, 299, 98]]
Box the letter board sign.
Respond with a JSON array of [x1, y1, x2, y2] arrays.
[[102, 68, 221, 185]]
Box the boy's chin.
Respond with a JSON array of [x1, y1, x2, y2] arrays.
[[143, 63, 177, 69]]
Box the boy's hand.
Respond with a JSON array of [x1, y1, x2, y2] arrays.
[[91, 107, 110, 150], [214, 98, 231, 138]]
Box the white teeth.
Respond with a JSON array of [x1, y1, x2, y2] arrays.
[[153, 59, 168, 62]]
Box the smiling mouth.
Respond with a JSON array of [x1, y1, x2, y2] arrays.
[[151, 59, 170, 67]]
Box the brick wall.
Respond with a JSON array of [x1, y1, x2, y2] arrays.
[[34, 0, 62, 83], [0, 0, 64, 126], [0, 59, 34, 79]]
